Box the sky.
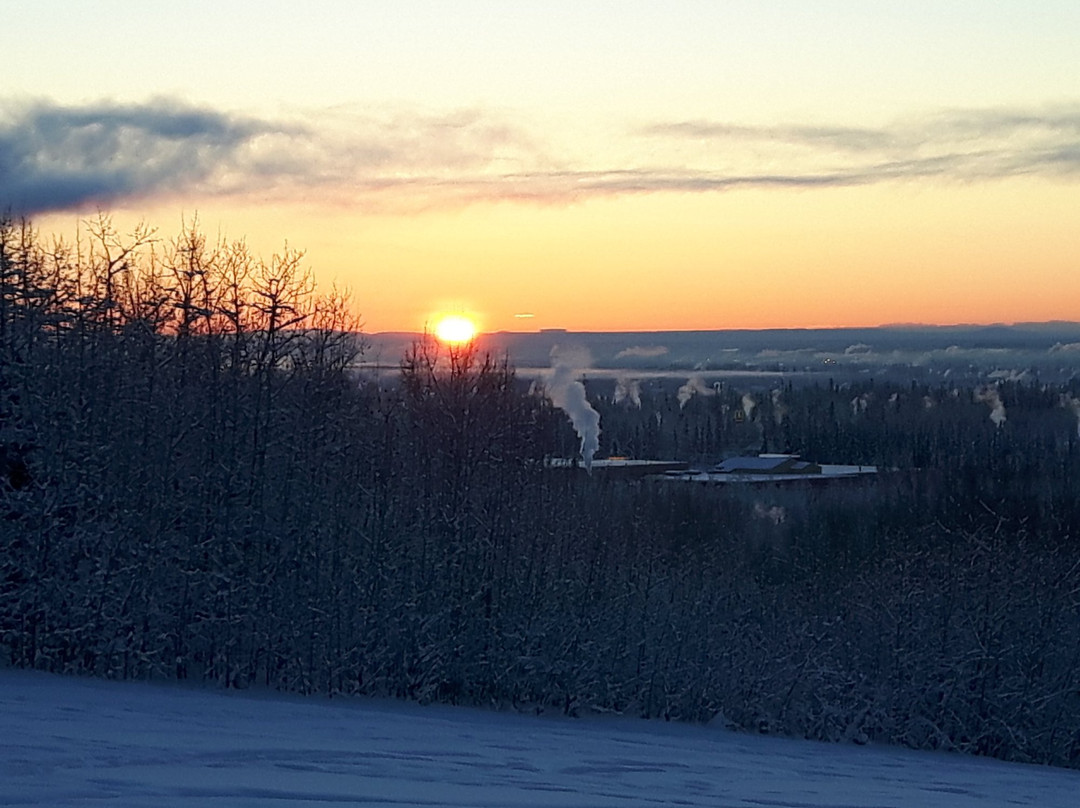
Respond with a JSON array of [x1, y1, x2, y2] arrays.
[[7, 669, 1080, 806], [4, 1, 1080, 333]]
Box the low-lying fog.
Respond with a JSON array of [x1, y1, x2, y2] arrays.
[[362, 322, 1080, 386]]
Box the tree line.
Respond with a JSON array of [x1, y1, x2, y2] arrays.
[[2, 214, 1080, 768]]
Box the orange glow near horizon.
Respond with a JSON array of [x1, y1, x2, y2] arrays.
[[35, 176, 1080, 336], [11, 5, 1080, 337]]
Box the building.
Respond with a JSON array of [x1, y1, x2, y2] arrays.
[[547, 457, 689, 478], [656, 453, 877, 485], [712, 454, 822, 475]]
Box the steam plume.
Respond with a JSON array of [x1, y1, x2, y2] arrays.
[[677, 375, 717, 408], [770, 388, 787, 425], [613, 374, 641, 407], [975, 386, 1007, 427], [546, 347, 601, 470], [851, 393, 872, 416], [741, 393, 757, 420]]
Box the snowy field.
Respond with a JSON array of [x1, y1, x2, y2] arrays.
[[3, 670, 1079, 807]]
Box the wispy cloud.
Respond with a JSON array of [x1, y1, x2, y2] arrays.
[[636, 106, 1080, 186], [615, 345, 669, 359], [639, 121, 902, 153], [3, 98, 1079, 215]]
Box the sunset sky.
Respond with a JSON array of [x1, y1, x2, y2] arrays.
[[5, 1, 1080, 333]]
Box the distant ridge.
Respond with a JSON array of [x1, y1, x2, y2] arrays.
[[361, 322, 1080, 382]]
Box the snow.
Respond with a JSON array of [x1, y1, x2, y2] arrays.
[[661, 465, 877, 484], [3, 670, 1079, 807]]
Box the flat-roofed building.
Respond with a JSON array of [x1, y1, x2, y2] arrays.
[[712, 454, 822, 475]]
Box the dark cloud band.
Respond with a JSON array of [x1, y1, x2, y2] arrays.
[[0, 99, 279, 214]]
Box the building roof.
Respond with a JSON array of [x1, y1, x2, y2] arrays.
[[715, 454, 823, 473]]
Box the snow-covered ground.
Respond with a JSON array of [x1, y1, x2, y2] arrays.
[[3, 670, 1079, 807]]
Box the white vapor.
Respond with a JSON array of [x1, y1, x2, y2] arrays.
[[770, 388, 786, 425], [545, 346, 601, 470], [741, 393, 757, 420], [615, 345, 669, 359], [613, 374, 641, 408], [677, 375, 717, 409], [975, 386, 1007, 427]]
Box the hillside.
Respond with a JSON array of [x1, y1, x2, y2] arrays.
[[4, 670, 1078, 807]]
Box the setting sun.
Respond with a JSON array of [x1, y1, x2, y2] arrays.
[[433, 314, 478, 345]]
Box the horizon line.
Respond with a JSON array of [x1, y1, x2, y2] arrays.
[[368, 319, 1080, 337]]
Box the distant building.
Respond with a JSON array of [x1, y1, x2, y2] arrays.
[[547, 453, 877, 484], [547, 458, 689, 478], [712, 454, 821, 475], [656, 454, 877, 485]]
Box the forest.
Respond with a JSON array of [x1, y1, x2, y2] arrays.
[[2, 215, 1080, 769]]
